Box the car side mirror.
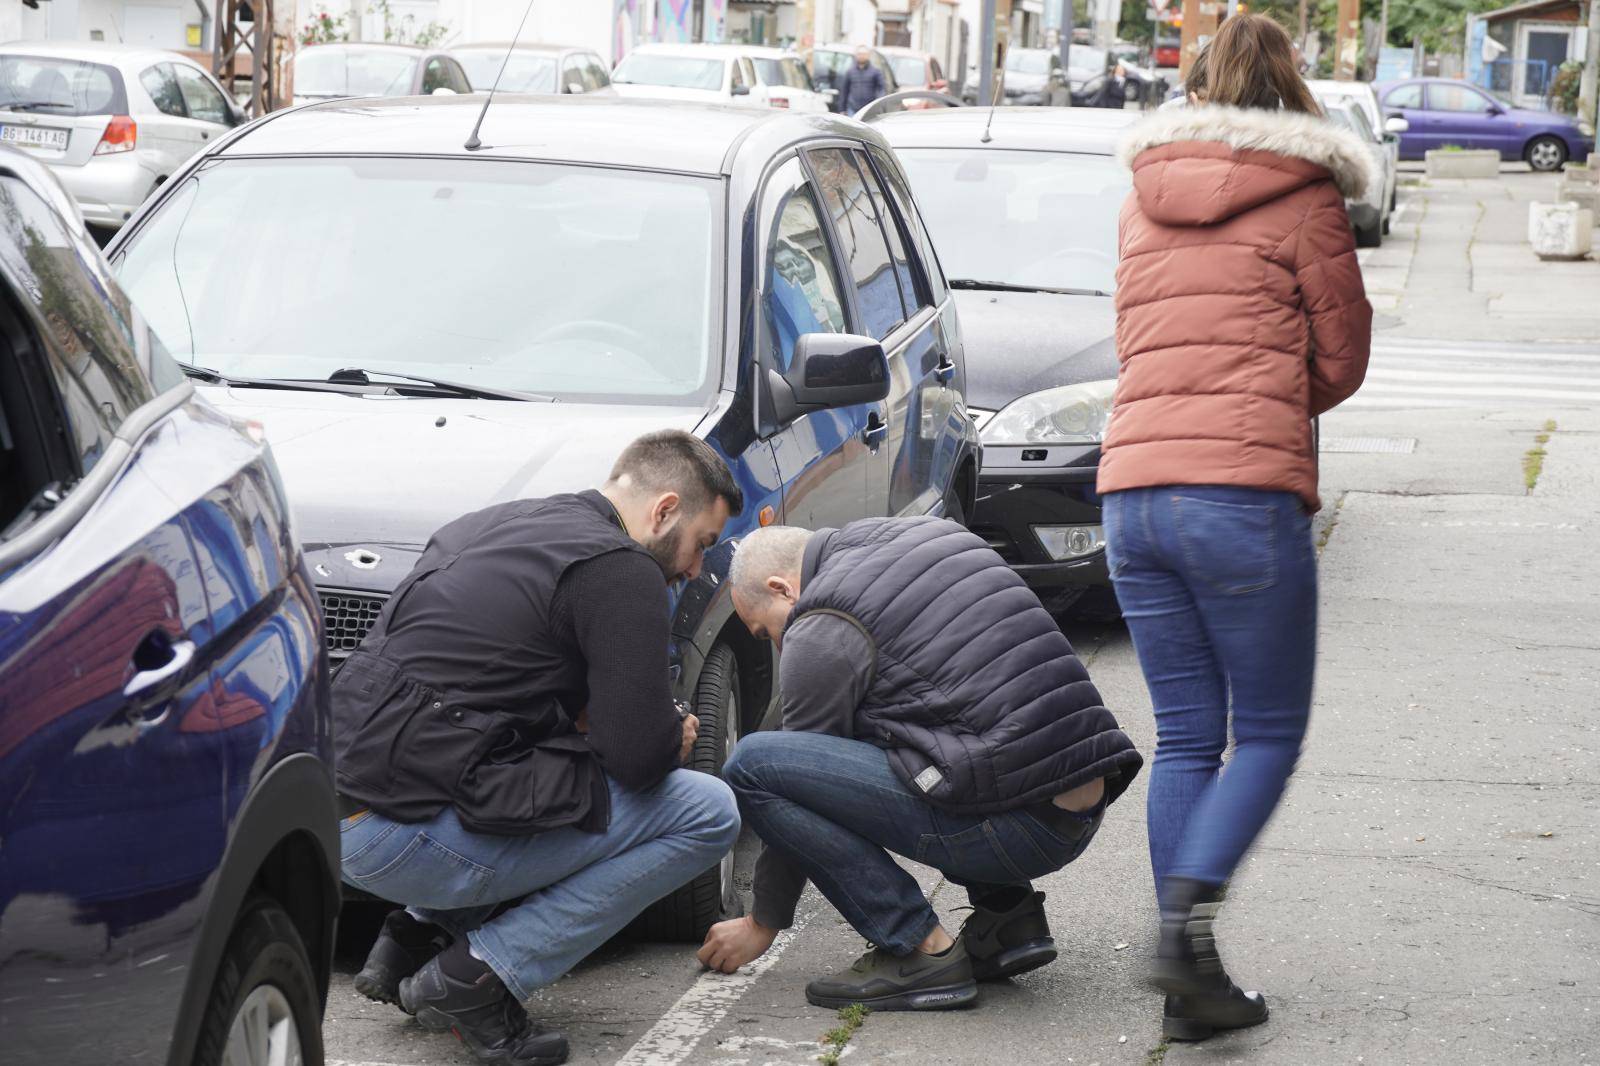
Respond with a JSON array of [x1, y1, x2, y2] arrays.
[[932, 78, 948, 91], [1384, 116, 1409, 134], [767, 333, 890, 424], [731, 83, 751, 96], [567, 81, 585, 94], [1487, 103, 1505, 116]]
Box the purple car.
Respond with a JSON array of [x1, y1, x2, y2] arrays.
[[1376, 77, 1595, 172]]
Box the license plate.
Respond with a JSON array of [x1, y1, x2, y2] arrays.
[[0, 124, 69, 151]]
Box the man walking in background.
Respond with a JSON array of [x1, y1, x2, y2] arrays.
[[334, 431, 744, 1066], [697, 518, 1143, 1011], [836, 45, 887, 115]]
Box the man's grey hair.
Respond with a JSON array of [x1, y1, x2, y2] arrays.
[[730, 526, 812, 599]]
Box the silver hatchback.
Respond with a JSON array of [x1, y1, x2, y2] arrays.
[[0, 40, 243, 230]]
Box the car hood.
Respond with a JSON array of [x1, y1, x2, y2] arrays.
[[200, 385, 706, 552], [1506, 106, 1580, 130], [1003, 72, 1049, 92], [610, 83, 729, 103], [952, 289, 1119, 411]]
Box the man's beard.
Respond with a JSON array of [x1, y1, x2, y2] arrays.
[[644, 522, 685, 581]]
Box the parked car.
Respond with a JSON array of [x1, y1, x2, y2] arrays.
[[879, 45, 949, 110], [877, 106, 1140, 605], [1321, 97, 1394, 247], [611, 43, 823, 111], [0, 147, 339, 1066], [1375, 76, 1595, 171], [0, 42, 245, 231], [1153, 25, 1181, 69], [808, 44, 901, 112], [448, 42, 612, 95], [1309, 78, 1403, 212], [291, 42, 472, 105], [1000, 47, 1067, 106], [106, 95, 980, 938]]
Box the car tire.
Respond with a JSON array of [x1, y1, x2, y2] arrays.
[[1355, 216, 1382, 249], [1526, 135, 1568, 172], [192, 895, 324, 1066], [1382, 212, 1392, 236], [626, 643, 743, 942], [942, 482, 968, 527]]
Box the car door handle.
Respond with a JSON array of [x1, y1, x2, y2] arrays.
[[123, 633, 196, 704], [862, 412, 888, 446], [934, 356, 956, 385]]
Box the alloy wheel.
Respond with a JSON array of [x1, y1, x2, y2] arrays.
[[222, 984, 303, 1066], [1529, 138, 1564, 172]]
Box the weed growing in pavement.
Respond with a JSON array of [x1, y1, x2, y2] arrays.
[[818, 1004, 870, 1065], [1316, 491, 1350, 554], [1145, 1037, 1171, 1065], [1523, 419, 1558, 493]]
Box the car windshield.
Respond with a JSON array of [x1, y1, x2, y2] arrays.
[[1006, 51, 1051, 74], [896, 148, 1127, 294], [752, 57, 809, 89], [0, 55, 122, 115], [455, 50, 557, 92], [114, 157, 721, 404], [613, 54, 724, 91], [294, 48, 417, 96], [890, 56, 927, 86]]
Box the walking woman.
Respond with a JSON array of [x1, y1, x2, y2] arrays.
[[1100, 14, 1374, 1042]]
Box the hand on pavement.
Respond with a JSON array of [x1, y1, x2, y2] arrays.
[[697, 916, 779, 974], [679, 713, 699, 764]]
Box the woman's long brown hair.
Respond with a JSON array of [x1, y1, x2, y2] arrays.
[[1195, 13, 1320, 115]]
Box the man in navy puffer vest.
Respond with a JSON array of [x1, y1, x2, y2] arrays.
[[697, 518, 1143, 1011]]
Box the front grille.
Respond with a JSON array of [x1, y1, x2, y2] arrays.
[[318, 588, 388, 657], [971, 525, 1023, 566]]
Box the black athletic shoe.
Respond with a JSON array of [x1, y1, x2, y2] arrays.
[[1163, 991, 1269, 1041], [959, 890, 1057, 982], [355, 910, 451, 1007], [804, 942, 978, 1012], [398, 955, 569, 1066], [1149, 877, 1269, 1039]]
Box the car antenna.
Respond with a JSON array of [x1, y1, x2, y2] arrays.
[[980, 56, 1004, 143], [980, 104, 996, 143], [463, 0, 540, 151]]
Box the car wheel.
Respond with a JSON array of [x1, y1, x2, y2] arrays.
[[1355, 216, 1382, 249], [192, 896, 323, 1066], [627, 643, 742, 942], [1382, 212, 1392, 236], [942, 482, 968, 527], [1526, 135, 1568, 172]]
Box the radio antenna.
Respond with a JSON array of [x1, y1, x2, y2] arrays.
[[463, 0, 539, 151], [980, 65, 1002, 143]]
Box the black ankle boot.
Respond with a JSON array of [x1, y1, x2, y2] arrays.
[[1149, 878, 1269, 1035], [355, 909, 452, 1006], [399, 947, 569, 1065]]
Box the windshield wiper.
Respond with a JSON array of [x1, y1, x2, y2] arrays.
[[949, 278, 1111, 298], [4, 101, 75, 112], [178, 360, 225, 383], [327, 367, 553, 402]]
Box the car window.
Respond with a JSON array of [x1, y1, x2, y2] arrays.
[[1428, 83, 1494, 113], [1346, 103, 1377, 142], [613, 53, 726, 91], [765, 184, 848, 373], [807, 147, 906, 339], [140, 64, 186, 117], [585, 55, 610, 89], [421, 58, 450, 94], [931, 58, 943, 81], [174, 63, 230, 124], [871, 53, 897, 89], [857, 151, 924, 314], [447, 59, 472, 95], [1383, 83, 1422, 110], [294, 48, 416, 97], [870, 146, 946, 301], [780, 57, 809, 89], [560, 59, 585, 92], [0, 55, 126, 116], [456, 50, 556, 93], [890, 55, 927, 87]]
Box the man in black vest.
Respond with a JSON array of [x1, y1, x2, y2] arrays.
[[334, 431, 744, 1066], [697, 518, 1143, 1011]]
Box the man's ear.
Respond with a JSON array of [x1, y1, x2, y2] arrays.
[[766, 574, 797, 603], [650, 491, 682, 533]]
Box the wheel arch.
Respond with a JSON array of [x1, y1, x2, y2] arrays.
[[712, 610, 776, 735]]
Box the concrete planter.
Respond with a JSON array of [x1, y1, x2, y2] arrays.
[[1528, 201, 1593, 260], [1559, 183, 1600, 224], [1426, 150, 1502, 179]]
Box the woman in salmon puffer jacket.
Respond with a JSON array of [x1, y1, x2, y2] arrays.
[[1099, 14, 1374, 1044]]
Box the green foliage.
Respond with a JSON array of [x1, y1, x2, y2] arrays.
[[1550, 60, 1583, 114], [299, 7, 348, 46], [369, 0, 451, 47], [817, 1005, 870, 1066], [1383, 0, 1502, 52]]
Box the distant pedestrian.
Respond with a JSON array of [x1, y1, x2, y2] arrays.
[[836, 45, 887, 115], [1101, 14, 1373, 1043]]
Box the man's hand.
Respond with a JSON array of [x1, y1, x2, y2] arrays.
[[679, 712, 699, 764], [697, 915, 779, 974]]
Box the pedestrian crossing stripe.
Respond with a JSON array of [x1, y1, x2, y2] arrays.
[[1342, 339, 1600, 410]]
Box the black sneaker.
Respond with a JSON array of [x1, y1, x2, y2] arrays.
[[959, 890, 1057, 982], [398, 955, 569, 1066], [1163, 990, 1269, 1041], [804, 941, 978, 1012], [355, 909, 452, 1007]]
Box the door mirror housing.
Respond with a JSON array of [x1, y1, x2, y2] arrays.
[[731, 83, 752, 96], [1486, 102, 1505, 116], [766, 333, 890, 425], [1384, 115, 1410, 135]]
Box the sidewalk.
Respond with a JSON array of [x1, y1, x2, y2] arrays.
[[1362, 165, 1600, 343]]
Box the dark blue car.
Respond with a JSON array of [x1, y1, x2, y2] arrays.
[[0, 148, 340, 1066], [105, 95, 982, 939], [1376, 77, 1595, 171]]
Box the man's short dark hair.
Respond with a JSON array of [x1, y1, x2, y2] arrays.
[[608, 430, 744, 517]]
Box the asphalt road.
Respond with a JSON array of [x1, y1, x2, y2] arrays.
[[320, 170, 1600, 1066]]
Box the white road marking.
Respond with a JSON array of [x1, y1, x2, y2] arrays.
[[612, 912, 813, 1066]]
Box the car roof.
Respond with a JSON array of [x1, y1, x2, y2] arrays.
[[221, 94, 835, 175], [626, 43, 750, 57], [297, 42, 425, 55], [1306, 79, 1376, 95], [873, 106, 1138, 153], [450, 42, 583, 55], [0, 39, 198, 67]]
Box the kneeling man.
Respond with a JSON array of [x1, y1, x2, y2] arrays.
[[698, 517, 1143, 1010]]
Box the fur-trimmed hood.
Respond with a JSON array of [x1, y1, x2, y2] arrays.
[[1117, 104, 1379, 227]]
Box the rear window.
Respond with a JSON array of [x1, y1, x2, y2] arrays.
[[294, 48, 417, 97], [0, 55, 127, 116], [613, 54, 725, 91]]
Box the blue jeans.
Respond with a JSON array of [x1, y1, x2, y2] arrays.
[[339, 769, 740, 1000], [725, 731, 1104, 955], [1104, 486, 1317, 897]]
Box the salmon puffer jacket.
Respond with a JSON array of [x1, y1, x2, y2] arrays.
[[1099, 105, 1376, 511]]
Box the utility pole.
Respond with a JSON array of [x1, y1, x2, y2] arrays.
[[1377, 0, 1390, 79], [1580, 0, 1600, 141], [979, 0, 997, 105], [1179, 0, 1216, 79], [1298, 0, 1308, 46], [1059, 0, 1072, 91], [1334, 0, 1360, 80]]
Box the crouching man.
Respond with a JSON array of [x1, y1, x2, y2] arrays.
[[335, 431, 744, 1065], [698, 518, 1143, 1011]]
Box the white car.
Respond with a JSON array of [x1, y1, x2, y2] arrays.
[[1307, 78, 1403, 202], [610, 43, 826, 112], [0, 41, 244, 230], [1321, 97, 1395, 248]]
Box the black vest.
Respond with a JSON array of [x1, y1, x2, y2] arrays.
[[332, 492, 644, 834], [793, 517, 1143, 813]]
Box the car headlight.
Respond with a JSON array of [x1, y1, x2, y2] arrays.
[[1580, 120, 1596, 138], [979, 379, 1117, 445]]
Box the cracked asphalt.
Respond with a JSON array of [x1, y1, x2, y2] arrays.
[[320, 169, 1600, 1066]]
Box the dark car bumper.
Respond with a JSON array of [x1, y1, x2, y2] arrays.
[[969, 452, 1109, 590]]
